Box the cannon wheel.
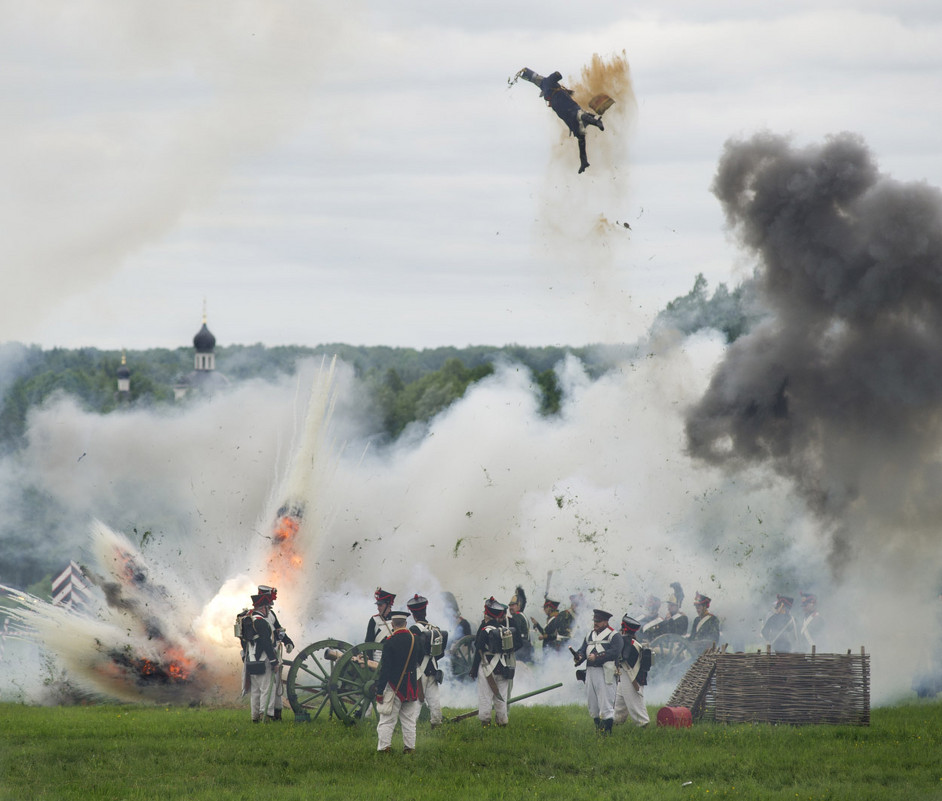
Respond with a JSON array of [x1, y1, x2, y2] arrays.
[[449, 634, 475, 680], [328, 641, 384, 725], [285, 638, 352, 720], [647, 633, 699, 684]]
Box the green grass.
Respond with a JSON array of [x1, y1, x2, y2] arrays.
[[1, 701, 941, 801]]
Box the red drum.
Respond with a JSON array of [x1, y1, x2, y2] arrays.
[[656, 705, 693, 728]]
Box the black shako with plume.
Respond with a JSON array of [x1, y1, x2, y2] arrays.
[[686, 131, 942, 573]]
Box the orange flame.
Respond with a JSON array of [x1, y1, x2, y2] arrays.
[[268, 513, 304, 581]]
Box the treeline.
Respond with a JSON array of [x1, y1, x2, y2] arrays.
[[0, 274, 757, 449], [0, 342, 592, 449]]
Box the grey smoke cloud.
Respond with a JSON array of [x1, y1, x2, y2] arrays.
[[687, 131, 942, 574]]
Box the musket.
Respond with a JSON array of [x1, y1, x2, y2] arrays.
[[447, 682, 563, 723]]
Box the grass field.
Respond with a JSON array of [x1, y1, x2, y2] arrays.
[[1, 700, 941, 801]]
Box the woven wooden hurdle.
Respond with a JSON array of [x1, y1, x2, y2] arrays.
[[668, 645, 870, 726]]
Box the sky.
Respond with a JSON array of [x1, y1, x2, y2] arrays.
[[3, 1, 942, 351]]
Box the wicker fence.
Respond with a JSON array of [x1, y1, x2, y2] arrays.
[[668, 646, 870, 726]]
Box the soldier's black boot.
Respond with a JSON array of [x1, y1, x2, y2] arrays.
[[603, 718, 613, 734], [273, 709, 282, 721], [593, 717, 601, 731], [582, 112, 604, 131], [578, 138, 590, 174]]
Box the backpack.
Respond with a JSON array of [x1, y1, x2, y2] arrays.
[[428, 625, 447, 658], [638, 646, 653, 685], [234, 609, 255, 644]]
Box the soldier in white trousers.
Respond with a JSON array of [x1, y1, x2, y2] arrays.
[[469, 597, 523, 727], [374, 610, 422, 753], [574, 609, 623, 734], [614, 615, 651, 727], [407, 593, 448, 728]]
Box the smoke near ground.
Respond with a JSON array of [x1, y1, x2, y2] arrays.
[[0, 328, 916, 708], [687, 132, 942, 584]]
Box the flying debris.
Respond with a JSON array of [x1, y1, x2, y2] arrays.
[[514, 67, 613, 174]]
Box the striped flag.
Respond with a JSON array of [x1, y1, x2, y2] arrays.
[[52, 561, 91, 609]]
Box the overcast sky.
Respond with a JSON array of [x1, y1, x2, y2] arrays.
[[3, 1, 942, 351]]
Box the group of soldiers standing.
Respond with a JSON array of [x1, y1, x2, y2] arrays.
[[237, 580, 827, 753], [760, 592, 825, 653]]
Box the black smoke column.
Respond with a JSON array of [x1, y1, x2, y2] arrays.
[[686, 132, 942, 571]]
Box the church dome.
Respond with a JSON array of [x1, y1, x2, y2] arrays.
[[193, 322, 216, 353]]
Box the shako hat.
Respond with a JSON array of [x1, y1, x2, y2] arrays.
[[621, 615, 641, 633], [593, 609, 613, 622], [406, 594, 429, 611], [484, 596, 508, 619], [776, 594, 794, 609], [389, 610, 410, 623], [694, 592, 711, 607], [374, 587, 396, 605], [257, 585, 277, 602], [669, 582, 684, 607], [800, 591, 817, 605], [543, 597, 561, 610]]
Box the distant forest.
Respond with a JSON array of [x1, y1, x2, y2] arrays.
[[0, 274, 759, 451]]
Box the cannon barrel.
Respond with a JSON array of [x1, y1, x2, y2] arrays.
[[323, 647, 378, 671], [448, 682, 563, 723]]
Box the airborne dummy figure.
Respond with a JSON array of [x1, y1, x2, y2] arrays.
[[515, 67, 612, 174]]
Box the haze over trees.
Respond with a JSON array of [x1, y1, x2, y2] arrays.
[[0, 276, 753, 450]]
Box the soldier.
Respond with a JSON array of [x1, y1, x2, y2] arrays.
[[256, 585, 293, 721], [645, 583, 689, 639], [469, 597, 523, 727], [442, 591, 472, 641], [637, 594, 663, 642], [406, 594, 447, 729], [689, 591, 721, 646], [532, 597, 573, 651], [244, 592, 279, 723], [515, 67, 607, 174], [614, 615, 651, 728], [367, 587, 396, 642], [762, 594, 798, 653], [508, 586, 533, 663], [798, 591, 825, 651], [573, 609, 622, 733], [374, 610, 422, 753]]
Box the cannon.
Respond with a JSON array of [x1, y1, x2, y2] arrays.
[[284, 638, 384, 725]]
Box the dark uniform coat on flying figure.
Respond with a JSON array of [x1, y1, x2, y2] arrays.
[[516, 68, 612, 174]]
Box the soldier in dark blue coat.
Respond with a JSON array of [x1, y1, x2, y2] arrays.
[[516, 67, 606, 174], [374, 610, 421, 753]]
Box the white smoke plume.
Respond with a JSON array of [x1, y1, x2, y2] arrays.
[[0, 329, 915, 708], [0, 0, 357, 344]]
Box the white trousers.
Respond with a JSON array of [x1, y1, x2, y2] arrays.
[[376, 686, 421, 750], [614, 677, 650, 726], [476, 671, 509, 725], [420, 674, 442, 725], [249, 663, 280, 720], [586, 666, 615, 721]]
